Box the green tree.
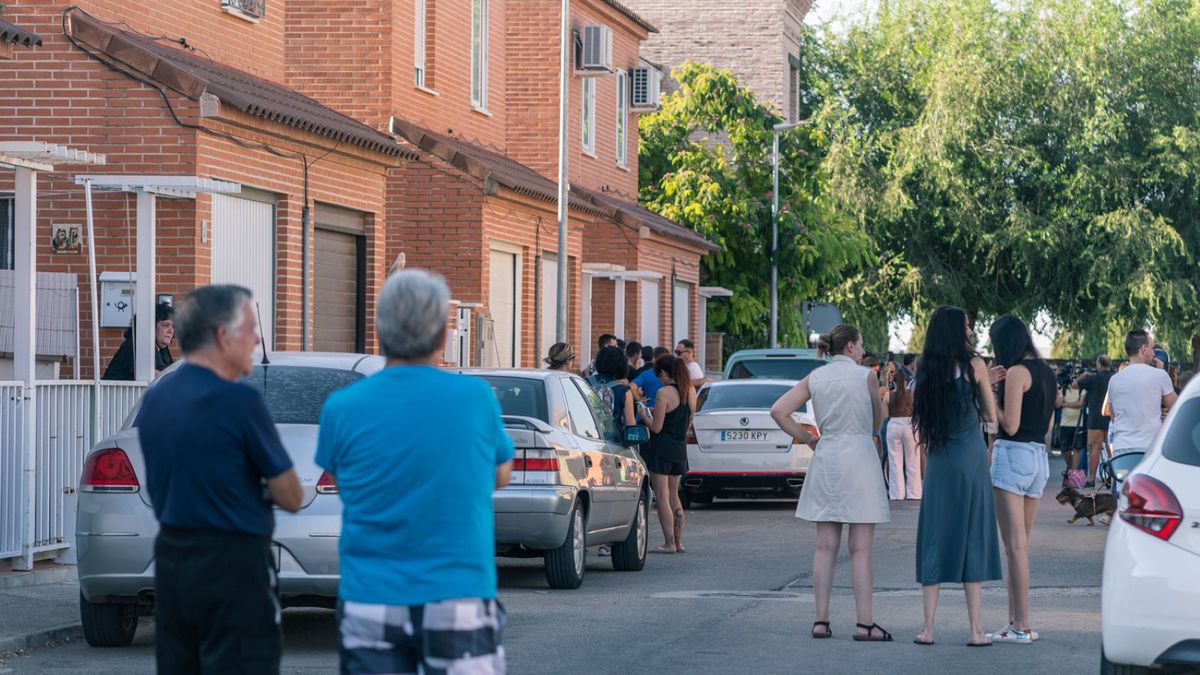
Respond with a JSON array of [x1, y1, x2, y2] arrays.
[[639, 62, 873, 349], [816, 0, 1200, 362]]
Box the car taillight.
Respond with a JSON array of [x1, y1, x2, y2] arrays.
[[80, 448, 139, 492], [1120, 474, 1182, 541], [316, 471, 338, 495], [795, 424, 820, 445], [513, 449, 560, 485], [686, 426, 697, 444]]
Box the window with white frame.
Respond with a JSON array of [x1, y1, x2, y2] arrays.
[[414, 0, 427, 87], [471, 0, 489, 109], [615, 71, 628, 166], [582, 78, 596, 154]]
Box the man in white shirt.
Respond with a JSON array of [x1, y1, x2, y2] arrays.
[[1106, 329, 1178, 453], [675, 339, 707, 389]]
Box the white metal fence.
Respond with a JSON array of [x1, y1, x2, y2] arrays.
[[0, 380, 147, 566], [0, 381, 23, 560]]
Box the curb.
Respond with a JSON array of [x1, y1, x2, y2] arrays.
[[0, 566, 78, 591], [0, 623, 83, 655]]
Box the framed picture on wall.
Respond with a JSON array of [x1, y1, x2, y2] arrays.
[[51, 224, 83, 255]]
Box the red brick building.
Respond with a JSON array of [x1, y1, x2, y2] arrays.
[[0, 0, 715, 374]]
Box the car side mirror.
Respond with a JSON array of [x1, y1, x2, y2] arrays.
[[624, 425, 649, 446]]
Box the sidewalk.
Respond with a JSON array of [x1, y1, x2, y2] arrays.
[[0, 563, 82, 656]]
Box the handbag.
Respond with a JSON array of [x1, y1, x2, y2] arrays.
[[1064, 469, 1086, 489]]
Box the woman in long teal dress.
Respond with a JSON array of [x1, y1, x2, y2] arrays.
[[911, 306, 1004, 647]]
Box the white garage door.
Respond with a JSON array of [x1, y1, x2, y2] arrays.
[[488, 248, 519, 367], [641, 279, 660, 347], [673, 282, 691, 346], [211, 193, 275, 348], [540, 255, 559, 357]]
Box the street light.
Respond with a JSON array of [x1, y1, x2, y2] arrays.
[[770, 120, 811, 348]]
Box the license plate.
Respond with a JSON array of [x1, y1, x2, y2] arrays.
[[721, 430, 769, 442]]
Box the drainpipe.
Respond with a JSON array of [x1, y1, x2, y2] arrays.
[[301, 163, 310, 351]]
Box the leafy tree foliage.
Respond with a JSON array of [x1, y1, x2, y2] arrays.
[[639, 62, 873, 349]]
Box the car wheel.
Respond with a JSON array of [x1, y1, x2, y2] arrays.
[[544, 501, 586, 589], [79, 592, 137, 647], [612, 492, 648, 571], [1100, 648, 1152, 675]]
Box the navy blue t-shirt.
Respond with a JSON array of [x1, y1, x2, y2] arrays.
[[136, 363, 293, 536]]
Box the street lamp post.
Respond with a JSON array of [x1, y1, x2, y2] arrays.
[[555, 0, 571, 343], [770, 120, 810, 348]]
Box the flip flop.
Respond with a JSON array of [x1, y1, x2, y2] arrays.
[[967, 640, 992, 647], [913, 638, 934, 646], [651, 545, 676, 554]]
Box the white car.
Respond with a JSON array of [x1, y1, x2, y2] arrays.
[[683, 379, 815, 506], [1101, 379, 1200, 674]]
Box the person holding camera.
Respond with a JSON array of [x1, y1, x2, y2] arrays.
[[1054, 364, 1086, 484], [1073, 355, 1113, 487]]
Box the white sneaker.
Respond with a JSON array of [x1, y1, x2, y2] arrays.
[[990, 625, 1035, 644]]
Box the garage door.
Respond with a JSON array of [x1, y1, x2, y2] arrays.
[[211, 192, 275, 348], [314, 228, 361, 352], [488, 248, 519, 367], [673, 282, 691, 345]]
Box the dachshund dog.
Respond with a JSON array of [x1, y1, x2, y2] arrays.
[[1056, 487, 1117, 526]]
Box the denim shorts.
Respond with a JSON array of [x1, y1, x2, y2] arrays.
[[990, 439, 1050, 498]]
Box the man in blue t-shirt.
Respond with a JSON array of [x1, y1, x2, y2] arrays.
[[316, 270, 514, 675], [633, 346, 670, 407], [137, 285, 301, 675]]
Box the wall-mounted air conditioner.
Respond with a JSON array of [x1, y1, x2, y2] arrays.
[[631, 65, 662, 110], [576, 25, 613, 74]]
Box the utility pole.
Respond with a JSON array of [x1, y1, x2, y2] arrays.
[[555, 0, 571, 343]]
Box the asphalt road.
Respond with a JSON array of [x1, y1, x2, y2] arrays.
[[2, 482, 1106, 674]]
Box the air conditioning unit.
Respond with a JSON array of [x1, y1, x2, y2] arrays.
[[631, 66, 662, 110], [577, 25, 613, 73]]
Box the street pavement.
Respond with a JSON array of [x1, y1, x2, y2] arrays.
[[1, 479, 1106, 674]]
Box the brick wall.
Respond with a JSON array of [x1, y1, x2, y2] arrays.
[[0, 3, 394, 375], [285, 0, 393, 130], [72, 0, 287, 82], [622, 0, 814, 118], [506, 0, 646, 198]]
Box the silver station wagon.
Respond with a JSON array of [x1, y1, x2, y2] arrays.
[[76, 356, 649, 647]]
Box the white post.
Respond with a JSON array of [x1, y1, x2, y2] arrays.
[[770, 131, 780, 349], [554, 0, 571, 343], [84, 180, 100, 382], [698, 294, 708, 371], [613, 278, 626, 340], [13, 167, 37, 570], [135, 192, 156, 383]]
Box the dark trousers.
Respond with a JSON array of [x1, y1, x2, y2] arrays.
[[154, 525, 282, 675]]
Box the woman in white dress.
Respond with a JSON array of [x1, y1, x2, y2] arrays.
[[770, 324, 892, 642]]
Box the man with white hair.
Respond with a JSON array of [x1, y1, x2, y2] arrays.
[[137, 284, 302, 675], [317, 269, 514, 674]]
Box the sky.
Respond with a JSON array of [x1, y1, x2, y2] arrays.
[[804, 1, 1057, 355]]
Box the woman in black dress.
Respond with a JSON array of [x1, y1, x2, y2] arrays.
[[639, 354, 695, 554], [911, 306, 1003, 646]]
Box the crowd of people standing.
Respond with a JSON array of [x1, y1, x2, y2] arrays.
[[768, 309, 1180, 648]]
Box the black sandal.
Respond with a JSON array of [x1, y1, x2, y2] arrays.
[[812, 621, 832, 639], [853, 623, 893, 642]]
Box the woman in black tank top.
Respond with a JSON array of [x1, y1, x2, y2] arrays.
[[986, 315, 1057, 644]]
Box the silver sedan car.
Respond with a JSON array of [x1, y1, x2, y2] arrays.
[[468, 369, 650, 590], [76, 352, 383, 646]]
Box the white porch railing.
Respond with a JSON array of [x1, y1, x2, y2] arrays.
[[0, 380, 147, 566], [0, 381, 24, 560]]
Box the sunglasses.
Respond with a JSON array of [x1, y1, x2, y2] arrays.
[[674, 349, 688, 356]]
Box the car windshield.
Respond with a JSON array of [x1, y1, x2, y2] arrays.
[[1160, 398, 1200, 467], [243, 366, 364, 424], [480, 376, 548, 422], [728, 358, 823, 380], [698, 384, 793, 411]]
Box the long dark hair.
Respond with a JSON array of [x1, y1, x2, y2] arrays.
[[888, 364, 912, 411], [654, 354, 697, 410], [989, 315, 1039, 368], [912, 306, 979, 450]]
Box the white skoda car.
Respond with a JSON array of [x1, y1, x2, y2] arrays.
[[1101, 377, 1200, 673], [682, 379, 815, 506]]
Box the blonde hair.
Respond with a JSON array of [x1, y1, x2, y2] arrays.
[[816, 324, 861, 358]]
